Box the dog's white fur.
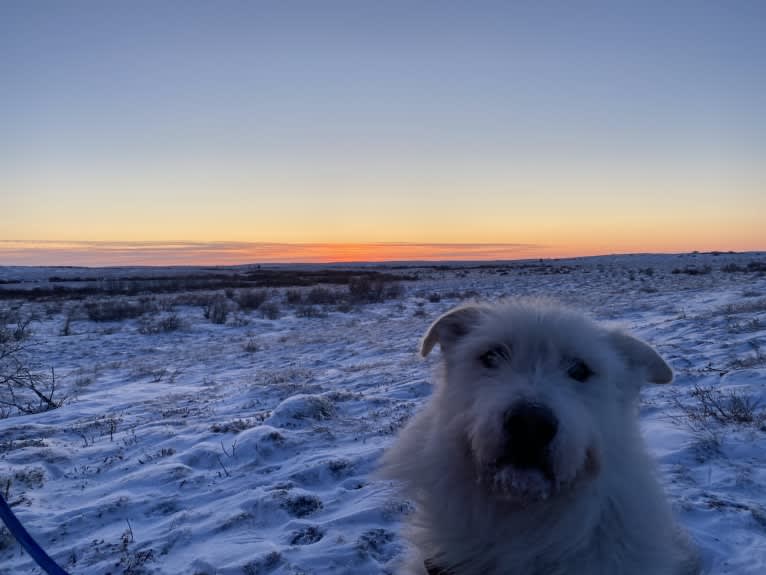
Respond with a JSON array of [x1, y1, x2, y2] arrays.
[[380, 300, 698, 575]]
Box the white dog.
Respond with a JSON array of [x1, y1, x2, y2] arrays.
[[381, 300, 698, 575]]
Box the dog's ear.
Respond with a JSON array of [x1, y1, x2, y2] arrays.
[[421, 304, 485, 357], [609, 331, 673, 384]]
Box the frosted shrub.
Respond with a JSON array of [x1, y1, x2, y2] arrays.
[[235, 289, 269, 311], [85, 299, 152, 322], [347, 278, 404, 303], [203, 295, 229, 324], [138, 314, 183, 334], [1, 340, 63, 418], [284, 289, 303, 305], [260, 302, 281, 320], [306, 287, 342, 305]]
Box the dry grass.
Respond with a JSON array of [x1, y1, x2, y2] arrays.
[[670, 383, 766, 434]]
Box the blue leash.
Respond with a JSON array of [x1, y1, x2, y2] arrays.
[[0, 491, 71, 575]]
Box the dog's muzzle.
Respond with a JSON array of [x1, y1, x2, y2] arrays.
[[478, 402, 564, 503], [498, 403, 558, 476]]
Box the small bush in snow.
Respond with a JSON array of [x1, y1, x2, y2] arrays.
[[282, 493, 323, 518], [334, 301, 355, 313], [0, 311, 35, 341], [384, 282, 405, 299], [243, 337, 259, 353], [296, 305, 325, 318], [118, 522, 156, 575], [138, 314, 183, 334], [260, 302, 281, 320], [671, 265, 712, 276], [203, 295, 229, 324], [348, 277, 385, 303], [284, 289, 303, 305], [0, 525, 13, 552], [268, 394, 335, 424], [235, 289, 269, 310], [1, 466, 45, 490], [60, 312, 73, 336], [441, 289, 480, 300], [289, 525, 324, 545], [74, 375, 94, 389], [157, 314, 183, 332], [355, 528, 396, 559], [13, 315, 34, 341], [724, 261, 766, 274], [230, 313, 250, 327], [720, 298, 766, 315], [171, 292, 214, 307], [672, 383, 765, 432], [85, 299, 152, 322], [306, 287, 343, 305], [210, 418, 260, 433], [1, 340, 63, 418]]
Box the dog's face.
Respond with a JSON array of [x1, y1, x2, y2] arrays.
[[421, 301, 672, 506]]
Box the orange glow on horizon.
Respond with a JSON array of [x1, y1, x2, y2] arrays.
[[0, 240, 763, 267]]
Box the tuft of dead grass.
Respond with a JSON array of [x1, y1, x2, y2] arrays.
[[670, 383, 765, 434]]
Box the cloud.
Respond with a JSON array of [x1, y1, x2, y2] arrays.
[[0, 241, 549, 267]]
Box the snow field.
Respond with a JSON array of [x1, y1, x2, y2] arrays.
[[1, 252, 765, 574]]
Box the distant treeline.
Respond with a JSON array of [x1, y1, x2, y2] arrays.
[[0, 269, 418, 301]]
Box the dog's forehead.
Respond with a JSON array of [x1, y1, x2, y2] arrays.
[[478, 306, 604, 353]]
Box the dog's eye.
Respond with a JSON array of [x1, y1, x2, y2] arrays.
[[567, 359, 593, 382], [479, 346, 510, 369]]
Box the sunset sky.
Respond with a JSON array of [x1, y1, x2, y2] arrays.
[[2, 1, 764, 265]]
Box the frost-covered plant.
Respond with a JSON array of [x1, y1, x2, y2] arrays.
[[203, 295, 229, 324], [671, 383, 765, 433], [85, 298, 153, 322], [118, 521, 155, 575], [296, 305, 325, 318], [138, 314, 183, 334], [235, 289, 269, 310], [0, 525, 14, 552], [348, 277, 382, 302], [306, 287, 342, 305], [284, 289, 303, 305], [260, 302, 281, 320], [60, 312, 73, 336], [0, 310, 35, 341], [242, 337, 259, 353], [0, 339, 63, 418]]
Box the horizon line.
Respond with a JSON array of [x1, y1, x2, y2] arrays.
[[0, 240, 760, 268]]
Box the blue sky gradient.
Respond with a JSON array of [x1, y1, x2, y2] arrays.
[[1, 1, 764, 263]]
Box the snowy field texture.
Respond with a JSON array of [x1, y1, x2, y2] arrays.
[[1, 252, 766, 575]]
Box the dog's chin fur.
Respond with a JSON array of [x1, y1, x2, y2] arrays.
[[480, 445, 600, 507], [484, 464, 555, 505]]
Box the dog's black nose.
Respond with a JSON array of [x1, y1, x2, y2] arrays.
[[502, 404, 558, 469]]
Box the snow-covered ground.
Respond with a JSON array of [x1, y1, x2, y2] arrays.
[[1, 252, 765, 574]]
